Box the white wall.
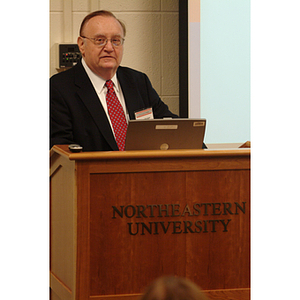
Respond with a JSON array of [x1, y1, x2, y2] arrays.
[[49, 0, 179, 115]]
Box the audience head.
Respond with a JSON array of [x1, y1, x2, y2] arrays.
[[140, 276, 209, 300]]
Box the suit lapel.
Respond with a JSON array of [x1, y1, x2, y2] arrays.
[[74, 62, 118, 150], [117, 67, 145, 120]]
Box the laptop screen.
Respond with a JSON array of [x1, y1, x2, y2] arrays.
[[125, 119, 206, 151]]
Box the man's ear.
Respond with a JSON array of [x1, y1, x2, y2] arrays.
[[77, 36, 85, 57]]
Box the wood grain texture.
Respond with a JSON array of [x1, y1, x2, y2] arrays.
[[89, 170, 250, 295], [50, 154, 76, 296], [50, 146, 250, 300], [204, 288, 250, 300]]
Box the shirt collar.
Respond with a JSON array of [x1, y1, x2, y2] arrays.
[[81, 58, 119, 93], [110, 74, 119, 93]]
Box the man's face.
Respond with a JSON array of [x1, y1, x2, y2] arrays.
[[78, 15, 124, 79]]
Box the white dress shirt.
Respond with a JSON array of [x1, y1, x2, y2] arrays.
[[81, 59, 129, 136]]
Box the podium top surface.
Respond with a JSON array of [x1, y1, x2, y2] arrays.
[[50, 144, 250, 161]]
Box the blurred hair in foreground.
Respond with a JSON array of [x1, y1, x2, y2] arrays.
[[140, 276, 209, 300]]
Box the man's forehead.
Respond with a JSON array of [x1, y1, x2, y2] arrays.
[[84, 16, 123, 35]]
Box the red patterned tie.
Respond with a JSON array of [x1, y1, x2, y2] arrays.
[[105, 80, 127, 151]]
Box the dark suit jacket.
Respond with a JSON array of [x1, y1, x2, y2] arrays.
[[50, 60, 178, 151]]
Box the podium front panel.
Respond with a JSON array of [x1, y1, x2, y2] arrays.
[[89, 170, 250, 296]]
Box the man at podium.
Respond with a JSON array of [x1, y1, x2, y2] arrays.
[[50, 10, 177, 152]]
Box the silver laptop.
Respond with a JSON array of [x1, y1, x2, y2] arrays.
[[125, 118, 206, 151]]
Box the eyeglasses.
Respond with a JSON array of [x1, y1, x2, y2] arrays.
[[80, 36, 125, 47]]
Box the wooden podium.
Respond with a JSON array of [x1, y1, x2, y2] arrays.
[[50, 145, 250, 300]]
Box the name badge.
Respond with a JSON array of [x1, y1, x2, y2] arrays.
[[134, 107, 154, 120]]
